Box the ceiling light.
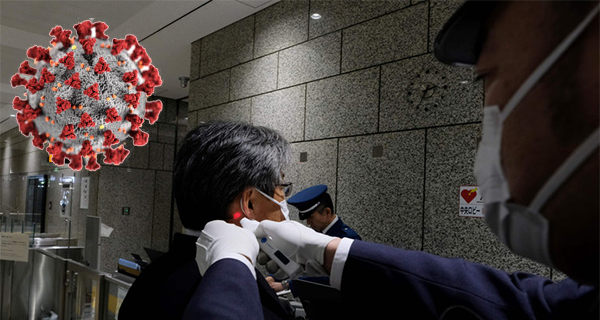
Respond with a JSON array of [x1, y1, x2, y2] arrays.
[[9, 114, 16, 117], [310, 13, 322, 20]]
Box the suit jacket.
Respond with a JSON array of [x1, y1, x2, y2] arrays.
[[338, 240, 599, 319], [191, 239, 598, 319], [118, 233, 293, 320], [324, 217, 362, 240]]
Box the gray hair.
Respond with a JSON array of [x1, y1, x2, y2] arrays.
[[173, 121, 291, 230]]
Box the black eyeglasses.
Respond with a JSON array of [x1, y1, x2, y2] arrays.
[[277, 182, 293, 197]]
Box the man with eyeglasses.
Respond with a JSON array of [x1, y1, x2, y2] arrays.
[[119, 121, 295, 320]]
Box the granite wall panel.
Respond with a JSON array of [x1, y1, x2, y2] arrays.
[[341, 3, 428, 72], [277, 32, 341, 89], [308, 0, 411, 39], [200, 15, 254, 77], [305, 67, 379, 140], [254, 0, 309, 58], [380, 54, 483, 131], [286, 139, 338, 221], [337, 131, 425, 249], [188, 70, 230, 111], [230, 53, 278, 100], [251, 85, 305, 142], [97, 166, 156, 272], [424, 124, 550, 277]]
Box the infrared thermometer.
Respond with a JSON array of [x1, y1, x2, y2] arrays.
[[259, 236, 303, 279], [240, 218, 303, 279]]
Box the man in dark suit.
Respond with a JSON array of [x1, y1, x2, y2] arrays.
[[182, 1, 599, 319], [288, 184, 361, 240], [118, 122, 294, 320]]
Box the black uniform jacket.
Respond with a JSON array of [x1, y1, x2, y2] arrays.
[[118, 233, 293, 320]]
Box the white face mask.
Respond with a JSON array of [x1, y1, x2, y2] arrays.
[[474, 5, 599, 267], [256, 189, 290, 221]]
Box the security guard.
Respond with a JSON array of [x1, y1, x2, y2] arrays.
[[288, 185, 361, 240]]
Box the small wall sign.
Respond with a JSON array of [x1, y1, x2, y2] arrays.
[[459, 186, 484, 218]]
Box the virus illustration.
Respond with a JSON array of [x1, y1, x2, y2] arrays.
[[10, 20, 163, 171]]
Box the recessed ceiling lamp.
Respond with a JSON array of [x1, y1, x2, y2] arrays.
[[311, 13, 322, 20]]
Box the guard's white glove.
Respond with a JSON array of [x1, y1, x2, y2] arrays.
[[195, 220, 259, 279], [246, 219, 336, 266]]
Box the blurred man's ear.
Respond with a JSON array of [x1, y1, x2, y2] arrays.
[[242, 187, 257, 220], [323, 207, 333, 216]]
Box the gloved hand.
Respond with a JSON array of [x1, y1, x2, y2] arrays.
[[195, 220, 259, 279], [245, 219, 336, 266]]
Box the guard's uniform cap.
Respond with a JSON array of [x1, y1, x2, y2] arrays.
[[434, 0, 498, 67], [288, 184, 329, 220]]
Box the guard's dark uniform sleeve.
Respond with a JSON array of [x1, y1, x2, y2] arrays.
[[338, 240, 598, 319], [182, 258, 264, 320]]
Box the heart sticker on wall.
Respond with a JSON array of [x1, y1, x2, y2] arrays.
[[460, 188, 477, 204]]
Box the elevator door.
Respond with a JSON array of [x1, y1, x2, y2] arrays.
[[25, 174, 47, 234]]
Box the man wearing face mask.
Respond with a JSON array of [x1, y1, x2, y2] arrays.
[[182, 2, 598, 319], [119, 121, 294, 320]]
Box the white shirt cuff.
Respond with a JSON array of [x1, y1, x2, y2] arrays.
[[329, 238, 354, 290]]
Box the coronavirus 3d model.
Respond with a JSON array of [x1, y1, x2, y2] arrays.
[[11, 20, 163, 171]]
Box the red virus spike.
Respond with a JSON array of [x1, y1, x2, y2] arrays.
[[27, 46, 51, 63], [64, 72, 81, 89], [11, 20, 161, 171], [67, 154, 83, 171], [26, 77, 45, 94], [73, 20, 94, 39], [103, 147, 129, 165], [126, 114, 143, 131], [142, 65, 162, 86], [122, 70, 138, 86], [124, 92, 141, 108], [94, 57, 110, 74], [80, 37, 96, 55], [49, 26, 72, 49], [12, 97, 28, 111], [136, 82, 154, 96], [86, 155, 101, 171], [22, 104, 42, 120], [103, 130, 119, 147], [129, 129, 149, 146], [47, 142, 66, 165], [83, 83, 100, 100], [93, 22, 109, 39], [80, 140, 95, 157], [40, 68, 56, 84], [32, 133, 48, 149], [105, 107, 122, 123], [144, 100, 163, 124], [11, 74, 28, 87], [56, 97, 72, 114], [78, 112, 96, 128], [59, 52, 75, 70], [16, 113, 37, 136], [19, 61, 37, 75], [59, 124, 76, 140]]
